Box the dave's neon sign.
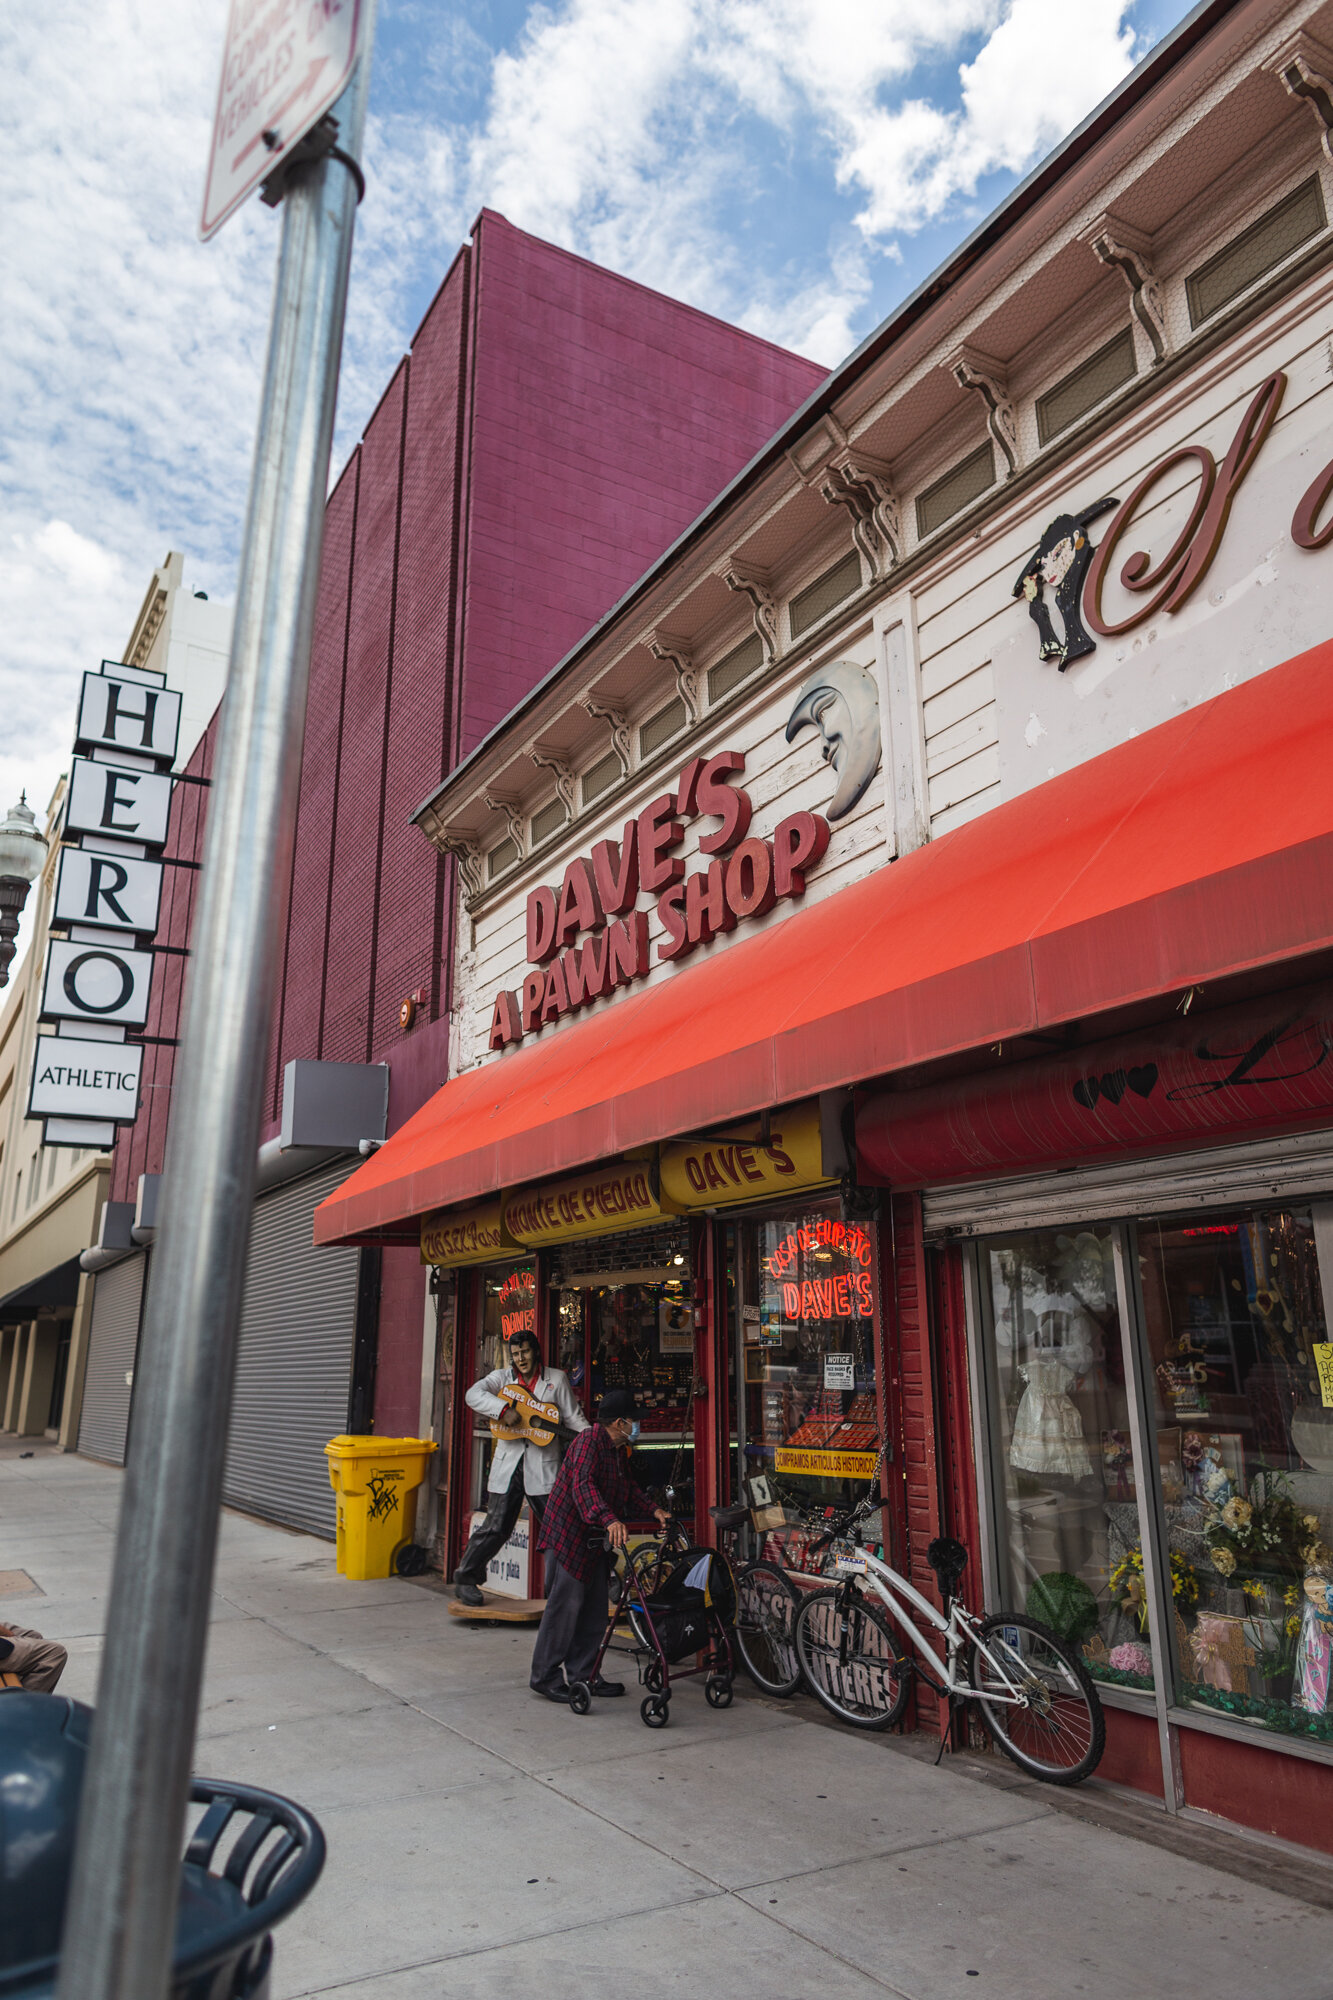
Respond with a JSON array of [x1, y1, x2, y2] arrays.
[[764, 1218, 874, 1320], [489, 750, 829, 1050]]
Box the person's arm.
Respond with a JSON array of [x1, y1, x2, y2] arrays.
[[464, 1369, 509, 1420]]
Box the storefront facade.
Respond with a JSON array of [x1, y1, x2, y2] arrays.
[[317, 0, 1333, 1847]]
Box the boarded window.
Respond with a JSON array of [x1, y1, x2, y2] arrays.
[[1187, 177, 1325, 327], [530, 796, 567, 846], [639, 697, 686, 759], [581, 750, 622, 807], [788, 549, 862, 639], [915, 442, 994, 540], [707, 633, 764, 704], [1036, 329, 1137, 446], [486, 836, 519, 880]]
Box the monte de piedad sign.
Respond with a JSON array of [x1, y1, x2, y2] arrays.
[[200, 0, 364, 240]]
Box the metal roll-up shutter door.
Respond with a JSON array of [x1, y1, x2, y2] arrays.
[[223, 1160, 361, 1537], [77, 1254, 146, 1465], [922, 1126, 1333, 1240]]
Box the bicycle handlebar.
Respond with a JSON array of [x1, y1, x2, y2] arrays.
[[805, 1490, 888, 1554]]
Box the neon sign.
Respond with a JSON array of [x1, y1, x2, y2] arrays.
[[498, 1269, 536, 1342]]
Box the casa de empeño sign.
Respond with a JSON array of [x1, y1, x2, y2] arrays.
[[487, 749, 831, 1052]]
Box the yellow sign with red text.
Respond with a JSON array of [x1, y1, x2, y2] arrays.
[[659, 1100, 831, 1210], [774, 1447, 880, 1479], [504, 1162, 678, 1247], [421, 1202, 518, 1267]]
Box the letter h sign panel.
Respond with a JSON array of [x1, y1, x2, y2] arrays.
[[77, 665, 181, 765]]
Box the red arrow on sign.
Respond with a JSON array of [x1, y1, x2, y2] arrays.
[[232, 56, 331, 173]]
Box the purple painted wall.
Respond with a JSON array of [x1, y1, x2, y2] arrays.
[[110, 210, 826, 1435]]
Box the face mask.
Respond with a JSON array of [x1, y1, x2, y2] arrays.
[[625, 1420, 641, 1445]]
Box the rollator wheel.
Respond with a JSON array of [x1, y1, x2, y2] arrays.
[[704, 1674, 733, 1710], [643, 1663, 664, 1694], [568, 1681, 593, 1716], [640, 1694, 670, 1729]]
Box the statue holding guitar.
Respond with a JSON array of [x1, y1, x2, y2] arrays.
[[453, 1328, 589, 1607]]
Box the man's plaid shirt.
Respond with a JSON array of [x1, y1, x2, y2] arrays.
[[538, 1424, 657, 1581]]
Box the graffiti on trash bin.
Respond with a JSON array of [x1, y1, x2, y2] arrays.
[[367, 1470, 404, 1522]]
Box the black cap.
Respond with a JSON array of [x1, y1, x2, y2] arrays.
[[598, 1389, 639, 1424]]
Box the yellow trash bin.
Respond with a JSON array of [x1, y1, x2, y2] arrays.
[[324, 1435, 436, 1579]]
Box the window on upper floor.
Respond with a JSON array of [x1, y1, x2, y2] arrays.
[[706, 633, 764, 705], [639, 697, 686, 760], [581, 751, 622, 808], [789, 549, 862, 640], [1187, 176, 1326, 328], [530, 797, 567, 847], [1036, 328, 1137, 446], [915, 441, 995, 540], [486, 836, 520, 881]]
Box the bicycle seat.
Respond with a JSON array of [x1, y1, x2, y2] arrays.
[[709, 1503, 750, 1529], [926, 1535, 968, 1596]]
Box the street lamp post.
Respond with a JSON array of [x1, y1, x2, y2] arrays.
[[0, 795, 48, 986]]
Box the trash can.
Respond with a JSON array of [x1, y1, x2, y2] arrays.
[[0, 1692, 325, 1999], [324, 1434, 435, 1579]]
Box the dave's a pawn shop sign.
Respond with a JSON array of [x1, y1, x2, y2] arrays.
[[28, 661, 179, 1147]]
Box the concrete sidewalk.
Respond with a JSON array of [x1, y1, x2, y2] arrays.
[[3, 1436, 1333, 2000]]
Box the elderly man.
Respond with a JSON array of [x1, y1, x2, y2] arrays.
[[453, 1329, 587, 1608], [529, 1389, 668, 1704]]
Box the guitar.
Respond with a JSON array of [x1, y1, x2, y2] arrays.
[[488, 1382, 566, 1448]]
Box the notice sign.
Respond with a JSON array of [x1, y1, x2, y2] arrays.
[[774, 1447, 880, 1480], [200, 0, 365, 240], [1314, 1343, 1333, 1408], [823, 1353, 855, 1390]]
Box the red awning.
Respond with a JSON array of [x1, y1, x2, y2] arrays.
[[315, 638, 1333, 1246]]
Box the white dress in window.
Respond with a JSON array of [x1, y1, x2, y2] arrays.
[[1009, 1299, 1096, 1479]]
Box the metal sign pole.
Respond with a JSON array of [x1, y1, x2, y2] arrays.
[[55, 25, 376, 1998]]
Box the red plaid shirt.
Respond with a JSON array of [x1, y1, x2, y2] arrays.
[[538, 1424, 657, 1582]]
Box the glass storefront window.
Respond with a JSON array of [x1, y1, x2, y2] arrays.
[[1139, 1206, 1333, 1741], [468, 1263, 535, 1507], [739, 1208, 882, 1557], [981, 1229, 1154, 1688], [549, 1224, 695, 1513]]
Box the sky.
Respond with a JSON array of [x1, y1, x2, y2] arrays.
[[1, 0, 1197, 961]]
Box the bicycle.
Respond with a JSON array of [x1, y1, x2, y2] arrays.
[[791, 1487, 1106, 1785]]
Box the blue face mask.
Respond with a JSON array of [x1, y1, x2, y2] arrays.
[[626, 1420, 641, 1445]]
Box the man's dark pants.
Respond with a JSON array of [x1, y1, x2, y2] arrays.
[[454, 1459, 545, 1586], [530, 1552, 610, 1691]]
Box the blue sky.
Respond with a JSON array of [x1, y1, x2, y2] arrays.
[[1, 0, 1197, 859]]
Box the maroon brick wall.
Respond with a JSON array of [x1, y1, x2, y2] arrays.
[[109, 211, 827, 1429]]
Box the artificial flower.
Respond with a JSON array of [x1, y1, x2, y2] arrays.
[[1222, 1497, 1253, 1531], [1211, 1547, 1237, 1576]]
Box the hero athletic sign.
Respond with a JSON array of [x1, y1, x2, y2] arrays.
[[488, 750, 829, 1051]]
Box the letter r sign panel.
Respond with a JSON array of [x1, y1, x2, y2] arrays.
[[54, 850, 164, 935], [66, 757, 172, 848], [41, 940, 154, 1026]]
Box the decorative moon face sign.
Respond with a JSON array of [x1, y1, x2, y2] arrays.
[[785, 661, 882, 820]]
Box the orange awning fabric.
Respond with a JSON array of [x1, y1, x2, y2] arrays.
[[315, 638, 1333, 1247]]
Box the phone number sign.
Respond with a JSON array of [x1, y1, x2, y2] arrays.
[[200, 0, 364, 239]]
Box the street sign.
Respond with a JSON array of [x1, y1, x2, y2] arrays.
[[200, 0, 366, 240]]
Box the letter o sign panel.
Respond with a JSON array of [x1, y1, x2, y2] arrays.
[[41, 940, 154, 1027]]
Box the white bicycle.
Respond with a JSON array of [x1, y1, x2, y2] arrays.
[[791, 1487, 1106, 1786]]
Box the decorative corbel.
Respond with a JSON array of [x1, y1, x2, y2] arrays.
[[1263, 32, 1333, 159], [482, 792, 526, 854], [1084, 215, 1168, 366], [583, 697, 632, 775], [438, 834, 482, 901], [947, 346, 1020, 478], [788, 415, 901, 577], [644, 630, 700, 725], [528, 747, 576, 819], [716, 557, 779, 661]]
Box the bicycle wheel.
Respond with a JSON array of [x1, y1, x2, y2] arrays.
[[793, 1587, 911, 1730], [969, 1613, 1105, 1785], [734, 1560, 802, 1698]]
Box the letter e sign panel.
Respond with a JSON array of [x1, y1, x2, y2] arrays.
[[66, 758, 172, 848], [41, 941, 154, 1027]]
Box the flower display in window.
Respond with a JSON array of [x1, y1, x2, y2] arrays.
[[1110, 1546, 1198, 1630], [1203, 1468, 1312, 1581]]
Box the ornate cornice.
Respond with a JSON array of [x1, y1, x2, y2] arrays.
[[1083, 213, 1168, 365], [946, 345, 1020, 478], [716, 558, 779, 661], [582, 697, 632, 775]]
